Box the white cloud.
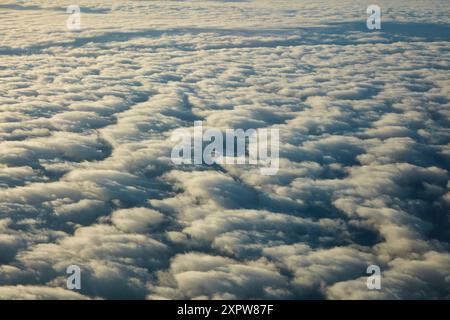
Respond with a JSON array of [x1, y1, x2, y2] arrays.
[[0, 0, 449, 299]]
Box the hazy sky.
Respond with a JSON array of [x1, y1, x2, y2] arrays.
[[0, 0, 449, 299]]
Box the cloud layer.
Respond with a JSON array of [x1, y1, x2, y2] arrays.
[[0, 0, 449, 299]]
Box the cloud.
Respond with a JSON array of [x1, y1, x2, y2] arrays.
[[0, 0, 449, 300], [111, 207, 166, 233], [148, 252, 291, 299], [326, 251, 450, 299], [0, 285, 90, 300]]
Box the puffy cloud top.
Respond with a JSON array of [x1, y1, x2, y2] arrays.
[[0, 0, 449, 299]]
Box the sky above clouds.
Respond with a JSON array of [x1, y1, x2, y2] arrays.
[[0, 0, 449, 299]]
